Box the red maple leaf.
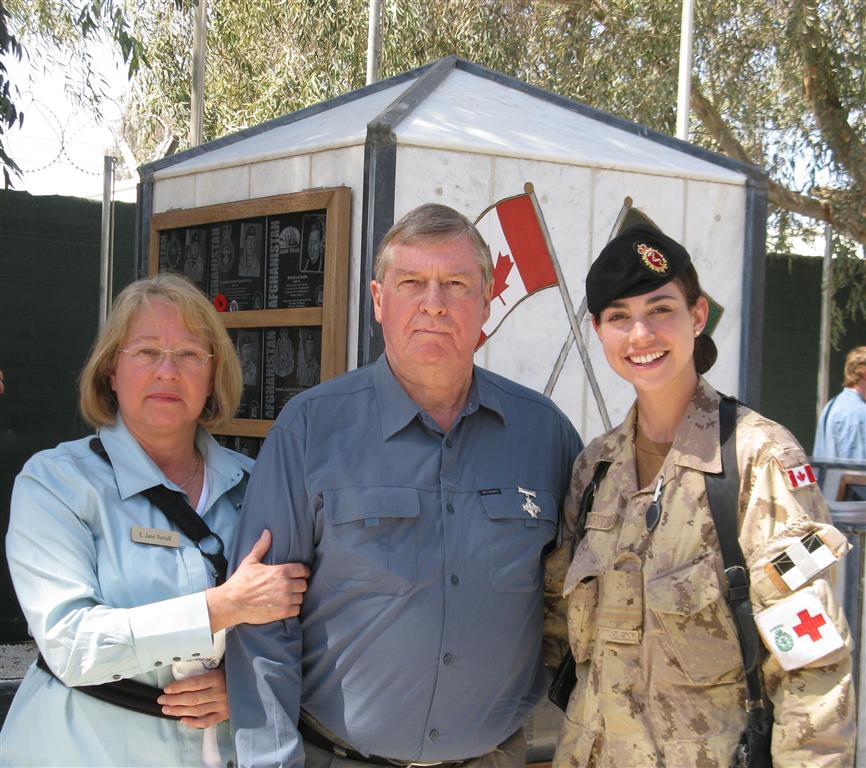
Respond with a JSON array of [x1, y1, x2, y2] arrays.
[[491, 252, 514, 305]]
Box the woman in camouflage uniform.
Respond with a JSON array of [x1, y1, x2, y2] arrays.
[[546, 225, 855, 767]]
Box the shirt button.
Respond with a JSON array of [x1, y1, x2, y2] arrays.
[[444, 437, 452, 447], [443, 653, 454, 665], [154, 661, 163, 667], [450, 574, 459, 586], [430, 729, 440, 740], [446, 503, 455, 514], [112, 674, 121, 680]]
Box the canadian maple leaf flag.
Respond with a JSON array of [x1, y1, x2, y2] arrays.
[[475, 193, 558, 347]]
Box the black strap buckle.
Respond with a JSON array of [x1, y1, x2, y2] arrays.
[[197, 531, 225, 558], [724, 565, 751, 602]]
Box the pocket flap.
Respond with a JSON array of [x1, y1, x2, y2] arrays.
[[324, 487, 421, 525], [480, 489, 558, 525], [646, 556, 721, 616], [563, 541, 605, 596]]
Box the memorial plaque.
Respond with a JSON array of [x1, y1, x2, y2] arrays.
[[151, 186, 350, 438], [230, 328, 264, 419], [211, 221, 266, 311], [265, 210, 326, 309], [263, 326, 322, 419]]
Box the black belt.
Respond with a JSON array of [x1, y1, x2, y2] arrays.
[[298, 719, 468, 767]]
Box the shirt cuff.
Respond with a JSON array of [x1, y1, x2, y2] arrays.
[[127, 592, 215, 671]]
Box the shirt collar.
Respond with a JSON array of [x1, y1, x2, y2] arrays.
[[98, 415, 248, 502], [594, 376, 723, 497], [373, 354, 506, 441]]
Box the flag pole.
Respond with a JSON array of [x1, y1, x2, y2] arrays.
[[526, 183, 611, 431], [545, 197, 636, 400]]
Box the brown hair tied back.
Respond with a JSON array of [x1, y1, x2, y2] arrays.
[[694, 333, 718, 375]]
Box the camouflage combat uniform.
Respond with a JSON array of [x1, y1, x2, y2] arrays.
[[544, 378, 856, 768]]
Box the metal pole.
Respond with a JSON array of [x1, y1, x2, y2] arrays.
[[817, 223, 834, 420], [675, 0, 695, 141], [99, 155, 116, 329], [190, 0, 207, 146], [366, 0, 382, 85]]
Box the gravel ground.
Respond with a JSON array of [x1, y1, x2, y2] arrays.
[[0, 641, 36, 682]]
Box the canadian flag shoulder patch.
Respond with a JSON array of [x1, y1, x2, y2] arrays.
[[776, 460, 817, 491]]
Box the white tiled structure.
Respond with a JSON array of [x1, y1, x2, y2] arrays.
[[139, 57, 767, 444]]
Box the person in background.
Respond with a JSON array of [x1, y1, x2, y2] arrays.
[[1, 274, 309, 767], [227, 204, 581, 768], [546, 225, 855, 767], [813, 345, 866, 461]]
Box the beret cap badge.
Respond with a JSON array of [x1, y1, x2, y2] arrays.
[[636, 242, 669, 275]]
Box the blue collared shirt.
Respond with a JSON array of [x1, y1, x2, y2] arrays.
[[813, 387, 866, 460], [1, 417, 252, 767], [226, 355, 581, 767]]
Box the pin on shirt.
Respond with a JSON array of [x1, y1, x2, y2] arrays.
[[518, 486, 541, 519], [645, 476, 663, 532]]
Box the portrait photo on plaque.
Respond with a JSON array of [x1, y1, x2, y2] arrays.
[[263, 326, 321, 419], [265, 209, 325, 309], [182, 228, 208, 290], [159, 230, 184, 274], [210, 221, 265, 310], [301, 213, 325, 274], [230, 328, 263, 419]]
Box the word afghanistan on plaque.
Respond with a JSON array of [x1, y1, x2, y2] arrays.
[[157, 209, 327, 310], [264, 326, 322, 419], [229, 328, 264, 419]]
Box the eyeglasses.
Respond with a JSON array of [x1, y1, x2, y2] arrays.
[[119, 345, 214, 370]]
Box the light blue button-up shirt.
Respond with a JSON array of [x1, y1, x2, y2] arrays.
[[813, 387, 866, 460], [227, 355, 581, 767], [1, 417, 252, 767]]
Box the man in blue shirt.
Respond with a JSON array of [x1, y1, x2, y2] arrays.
[[814, 345, 866, 460], [226, 204, 581, 767]]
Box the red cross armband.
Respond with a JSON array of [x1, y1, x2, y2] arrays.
[[754, 587, 844, 670]]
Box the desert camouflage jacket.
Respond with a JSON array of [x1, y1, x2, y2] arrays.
[[544, 378, 855, 767]]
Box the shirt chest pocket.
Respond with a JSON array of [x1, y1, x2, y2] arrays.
[[322, 487, 420, 595], [481, 489, 557, 593], [646, 556, 742, 684]]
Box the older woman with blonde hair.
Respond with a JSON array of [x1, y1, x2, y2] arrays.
[[1, 274, 308, 767]]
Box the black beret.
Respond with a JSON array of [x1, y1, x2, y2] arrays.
[[586, 224, 692, 315]]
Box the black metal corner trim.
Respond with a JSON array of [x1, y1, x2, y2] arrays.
[[136, 181, 153, 279], [357, 139, 395, 367], [739, 175, 769, 408]]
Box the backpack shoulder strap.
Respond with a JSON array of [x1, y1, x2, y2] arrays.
[[704, 396, 773, 747]]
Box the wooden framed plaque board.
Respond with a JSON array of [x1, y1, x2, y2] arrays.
[[149, 187, 351, 452]]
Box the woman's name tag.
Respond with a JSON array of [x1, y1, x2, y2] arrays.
[[131, 526, 180, 548]]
